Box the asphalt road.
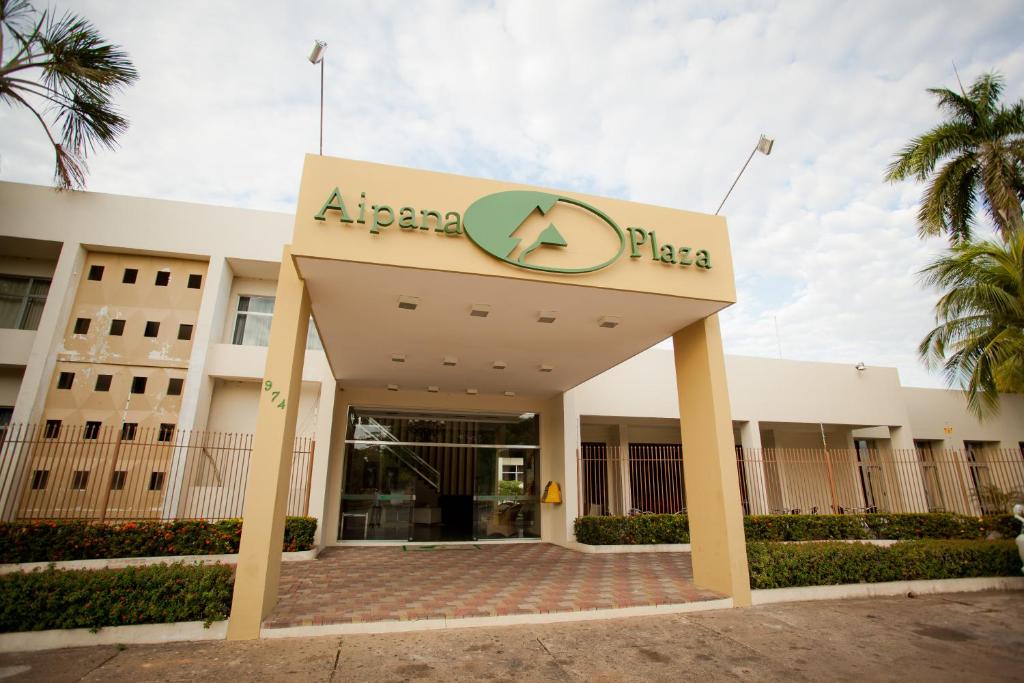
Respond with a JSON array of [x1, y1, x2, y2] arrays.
[[1, 590, 1022, 682]]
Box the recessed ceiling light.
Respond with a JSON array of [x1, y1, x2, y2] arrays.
[[492, 361, 507, 370], [504, 391, 516, 397], [599, 315, 621, 329], [391, 354, 406, 363], [470, 304, 491, 318], [397, 295, 420, 311], [442, 356, 457, 367], [539, 364, 553, 373], [386, 384, 399, 391], [466, 388, 478, 395], [537, 310, 557, 323], [427, 385, 439, 393]]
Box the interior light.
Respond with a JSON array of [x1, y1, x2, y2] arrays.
[[470, 304, 491, 318], [598, 315, 621, 329], [391, 354, 406, 363], [442, 356, 457, 367], [539, 364, 553, 373], [427, 385, 439, 393], [466, 388, 478, 395], [504, 391, 516, 397], [492, 361, 507, 370], [386, 384, 399, 391], [398, 295, 420, 311], [538, 311, 558, 323]]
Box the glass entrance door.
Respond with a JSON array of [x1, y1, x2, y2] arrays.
[[338, 409, 540, 542]]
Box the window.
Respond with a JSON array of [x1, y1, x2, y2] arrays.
[[73, 317, 90, 335], [122, 268, 138, 284], [187, 274, 202, 289], [131, 376, 147, 394], [158, 423, 175, 442], [167, 377, 184, 396], [144, 321, 160, 337], [110, 470, 127, 490], [148, 471, 166, 491], [231, 296, 321, 350], [95, 374, 112, 391], [44, 419, 61, 438], [0, 275, 50, 331], [109, 319, 125, 336], [31, 470, 49, 490], [121, 422, 137, 440], [155, 271, 170, 286], [177, 323, 193, 341], [232, 295, 275, 346], [88, 265, 104, 281], [84, 421, 101, 439], [71, 470, 89, 490], [57, 372, 74, 389]]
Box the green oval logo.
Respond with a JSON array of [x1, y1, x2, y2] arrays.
[[463, 191, 625, 274]]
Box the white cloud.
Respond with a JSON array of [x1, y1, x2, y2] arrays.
[[2, 0, 1022, 389]]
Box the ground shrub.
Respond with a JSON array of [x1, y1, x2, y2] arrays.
[[574, 514, 690, 544], [575, 512, 1014, 545], [0, 562, 234, 632], [746, 539, 1020, 589], [0, 517, 317, 563]]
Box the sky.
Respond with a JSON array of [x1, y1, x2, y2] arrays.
[[2, 0, 1023, 388]]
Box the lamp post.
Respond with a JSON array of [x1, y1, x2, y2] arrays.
[[714, 134, 774, 215], [308, 40, 327, 155]]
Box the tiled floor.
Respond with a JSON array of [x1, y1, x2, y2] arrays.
[[263, 543, 722, 628]]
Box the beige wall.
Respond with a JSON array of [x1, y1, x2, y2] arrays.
[[0, 367, 23, 407], [206, 379, 321, 438], [903, 388, 1024, 449]]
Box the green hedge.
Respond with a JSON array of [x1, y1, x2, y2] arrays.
[[747, 539, 1021, 589], [574, 512, 1019, 545], [0, 563, 233, 632], [0, 517, 317, 563]]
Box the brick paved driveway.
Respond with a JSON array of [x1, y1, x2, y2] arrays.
[[263, 544, 720, 628]]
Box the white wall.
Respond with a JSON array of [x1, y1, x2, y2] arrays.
[[206, 379, 322, 438]]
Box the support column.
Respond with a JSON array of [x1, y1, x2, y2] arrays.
[[738, 421, 770, 515], [673, 315, 751, 606], [1, 241, 85, 521], [307, 354, 337, 546], [162, 255, 234, 519], [884, 425, 929, 513], [617, 424, 632, 514], [227, 248, 309, 640]]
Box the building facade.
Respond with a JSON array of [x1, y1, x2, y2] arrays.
[[2, 162, 1023, 637]]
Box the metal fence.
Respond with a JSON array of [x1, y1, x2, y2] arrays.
[[0, 423, 314, 522], [579, 444, 1024, 517]]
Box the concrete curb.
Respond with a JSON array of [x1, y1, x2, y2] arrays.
[[260, 598, 736, 638], [0, 548, 320, 574], [568, 542, 692, 554], [0, 620, 228, 653], [751, 576, 1024, 605]]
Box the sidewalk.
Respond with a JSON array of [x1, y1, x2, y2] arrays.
[[1, 590, 1021, 682]]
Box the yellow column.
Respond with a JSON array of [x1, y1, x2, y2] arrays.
[[227, 247, 310, 640], [673, 314, 751, 606]]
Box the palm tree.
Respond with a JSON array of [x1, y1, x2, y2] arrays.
[[918, 231, 1024, 418], [0, 0, 138, 190], [885, 72, 1024, 243]]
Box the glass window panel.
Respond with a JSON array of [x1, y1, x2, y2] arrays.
[[29, 279, 50, 296], [21, 300, 45, 330], [346, 409, 539, 446], [0, 277, 28, 296], [305, 322, 322, 350], [0, 297, 22, 329], [242, 314, 272, 346], [244, 296, 275, 314]]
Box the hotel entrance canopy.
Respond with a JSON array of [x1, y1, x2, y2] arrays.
[[227, 154, 750, 640], [290, 156, 737, 395]]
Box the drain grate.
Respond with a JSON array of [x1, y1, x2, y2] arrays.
[[402, 544, 482, 551]]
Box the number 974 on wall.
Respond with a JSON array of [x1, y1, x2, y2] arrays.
[[263, 380, 287, 409]]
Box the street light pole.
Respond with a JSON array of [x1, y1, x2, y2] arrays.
[[308, 40, 327, 156], [714, 134, 774, 215]]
